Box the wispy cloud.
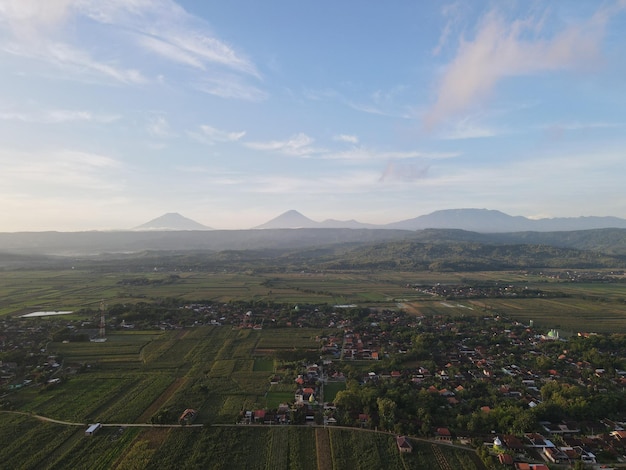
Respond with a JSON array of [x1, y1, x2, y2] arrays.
[[147, 115, 176, 138], [243, 171, 385, 195], [78, 0, 260, 78], [322, 147, 459, 161], [345, 95, 417, 119], [541, 120, 626, 142], [432, 2, 465, 56], [0, 0, 74, 40], [0, 108, 119, 123], [305, 87, 416, 119], [424, 3, 623, 129], [245, 133, 321, 157], [437, 115, 501, 140], [190, 124, 246, 145], [543, 121, 625, 132], [0, 148, 124, 192], [0, 0, 261, 91], [246, 132, 459, 162], [333, 134, 359, 144], [379, 160, 430, 182], [194, 75, 267, 101], [3, 41, 147, 84], [137, 35, 205, 70]]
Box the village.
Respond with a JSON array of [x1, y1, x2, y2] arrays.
[[1, 289, 626, 469], [185, 297, 626, 468]]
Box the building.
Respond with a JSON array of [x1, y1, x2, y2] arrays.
[[85, 423, 102, 436], [396, 436, 412, 453]]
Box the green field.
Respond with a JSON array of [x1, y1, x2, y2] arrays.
[[0, 316, 486, 469], [2, 268, 625, 332], [0, 414, 483, 470], [2, 266, 625, 467], [323, 382, 346, 403], [404, 296, 626, 333], [14, 327, 322, 425]]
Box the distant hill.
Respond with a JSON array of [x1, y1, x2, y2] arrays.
[[3, 230, 626, 271], [316, 239, 626, 271], [133, 213, 211, 231], [0, 228, 417, 256], [254, 210, 382, 229], [255, 208, 626, 232], [386, 209, 530, 232], [385, 208, 626, 232]]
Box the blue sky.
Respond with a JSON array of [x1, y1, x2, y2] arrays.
[[1, 0, 625, 231]]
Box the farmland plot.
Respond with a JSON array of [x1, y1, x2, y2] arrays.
[[0, 415, 77, 469]]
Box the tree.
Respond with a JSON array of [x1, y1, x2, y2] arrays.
[[377, 397, 397, 431], [334, 389, 361, 413]]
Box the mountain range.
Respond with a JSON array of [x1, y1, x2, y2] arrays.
[[252, 208, 626, 232], [3, 208, 626, 257], [129, 209, 626, 232]]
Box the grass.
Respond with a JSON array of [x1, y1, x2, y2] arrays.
[[401, 291, 626, 333], [265, 391, 294, 409], [253, 357, 275, 372], [323, 381, 346, 403]]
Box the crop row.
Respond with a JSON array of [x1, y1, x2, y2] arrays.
[[20, 376, 132, 422], [0, 415, 77, 469], [266, 427, 289, 469], [98, 374, 174, 423], [47, 426, 139, 470], [328, 429, 404, 469]]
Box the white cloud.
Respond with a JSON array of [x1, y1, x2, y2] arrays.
[[333, 134, 359, 144], [147, 115, 176, 138], [245, 133, 319, 157], [194, 125, 246, 144], [136, 35, 205, 70], [194, 75, 267, 101], [0, 0, 260, 90], [0, 148, 124, 192], [322, 147, 459, 161], [0, 0, 74, 40], [424, 4, 620, 129], [378, 160, 430, 182], [77, 0, 260, 78], [306, 87, 416, 119], [0, 108, 119, 123], [543, 121, 625, 132], [0, 1, 145, 85], [244, 171, 385, 195], [48, 42, 147, 84], [437, 115, 500, 140], [2, 40, 147, 84], [432, 2, 465, 56], [246, 133, 458, 162]]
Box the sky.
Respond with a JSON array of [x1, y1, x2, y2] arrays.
[[1, 0, 625, 231]]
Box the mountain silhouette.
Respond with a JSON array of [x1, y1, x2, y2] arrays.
[[255, 208, 626, 232], [133, 213, 211, 231]]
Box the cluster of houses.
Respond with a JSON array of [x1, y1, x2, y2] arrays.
[[333, 313, 626, 465], [492, 432, 598, 465], [240, 404, 291, 425], [190, 299, 626, 465], [414, 283, 545, 299]]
